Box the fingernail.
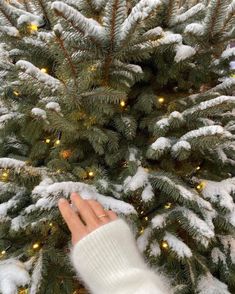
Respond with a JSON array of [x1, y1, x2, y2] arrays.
[[71, 192, 79, 198], [58, 198, 67, 204]]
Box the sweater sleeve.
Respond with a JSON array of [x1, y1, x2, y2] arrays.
[[69, 218, 172, 294]]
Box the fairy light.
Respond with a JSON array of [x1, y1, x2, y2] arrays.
[[158, 97, 165, 104], [88, 171, 94, 177], [18, 288, 29, 294], [13, 91, 19, 96], [196, 166, 201, 171], [88, 65, 97, 72], [45, 138, 51, 144], [49, 222, 53, 227], [164, 202, 172, 209], [120, 100, 126, 107], [161, 240, 169, 250], [32, 243, 40, 250], [139, 227, 144, 234], [1, 250, 6, 255], [55, 139, 60, 145], [1, 170, 9, 181], [144, 216, 148, 221], [40, 68, 48, 74], [28, 23, 38, 32], [196, 181, 206, 191]]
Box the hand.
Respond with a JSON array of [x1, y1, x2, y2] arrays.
[[58, 192, 118, 246]]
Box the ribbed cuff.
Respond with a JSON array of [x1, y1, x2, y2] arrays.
[[69, 218, 171, 294], [69, 218, 151, 293]]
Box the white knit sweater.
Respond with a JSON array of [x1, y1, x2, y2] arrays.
[[69, 218, 172, 294]]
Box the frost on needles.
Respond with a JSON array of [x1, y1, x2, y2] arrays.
[[0, 0, 235, 293]]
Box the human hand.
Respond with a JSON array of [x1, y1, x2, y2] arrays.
[[58, 192, 118, 246]]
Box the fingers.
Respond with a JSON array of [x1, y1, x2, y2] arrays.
[[58, 198, 87, 238], [87, 199, 110, 224], [70, 192, 100, 228]]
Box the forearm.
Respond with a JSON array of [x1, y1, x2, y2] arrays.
[[69, 218, 171, 294]]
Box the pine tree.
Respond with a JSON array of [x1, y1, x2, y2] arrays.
[[0, 0, 235, 293]]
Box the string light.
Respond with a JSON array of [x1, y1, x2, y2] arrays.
[[140, 211, 144, 215], [49, 222, 53, 227], [120, 100, 126, 107], [139, 227, 144, 234], [45, 138, 51, 144], [32, 242, 40, 250], [158, 97, 165, 104], [1, 250, 6, 256], [1, 170, 9, 181], [144, 216, 148, 221], [88, 65, 97, 72], [28, 23, 38, 32], [164, 202, 172, 209], [55, 139, 61, 145], [18, 288, 29, 294], [161, 240, 169, 250], [196, 181, 206, 192], [88, 171, 94, 178], [196, 166, 201, 171], [40, 68, 48, 73], [13, 91, 19, 96]]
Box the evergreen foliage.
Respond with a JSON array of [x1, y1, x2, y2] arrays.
[[0, 0, 235, 293]]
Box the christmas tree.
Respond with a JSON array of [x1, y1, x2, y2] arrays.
[[0, 0, 235, 293]]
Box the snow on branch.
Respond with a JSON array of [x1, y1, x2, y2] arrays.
[[202, 178, 235, 212], [221, 47, 235, 60], [184, 23, 205, 36], [30, 179, 136, 215], [175, 207, 214, 247], [123, 166, 149, 192], [197, 273, 230, 294], [183, 96, 235, 116], [163, 232, 192, 258], [119, 0, 162, 44], [51, 1, 104, 43], [0, 190, 25, 218], [146, 137, 172, 159], [0, 157, 25, 169], [151, 212, 169, 229], [171, 140, 191, 160], [0, 113, 21, 129], [29, 252, 43, 294], [0, 25, 19, 37], [16, 60, 62, 92], [219, 235, 235, 264], [174, 44, 196, 62], [31, 108, 47, 120], [152, 174, 199, 203], [179, 126, 229, 142], [211, 77, 235, 94], [171, 3, 205, 26], [158, 31, 182, 45], [136, 226, 152, 252], [0, 259, 30, 294], [17, 12, 44, 27]]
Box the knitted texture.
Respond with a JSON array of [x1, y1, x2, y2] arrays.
[[69, 218, 172, 294]]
